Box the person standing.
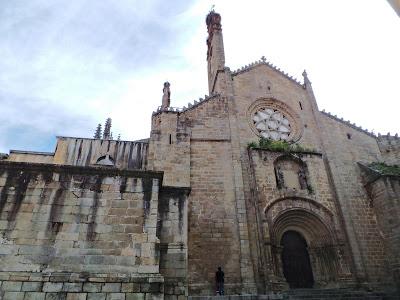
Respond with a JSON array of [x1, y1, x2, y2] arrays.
[[215, 266, 225, 295]]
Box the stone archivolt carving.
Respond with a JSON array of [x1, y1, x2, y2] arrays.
[[248, 98, 303, 142], [264, 202, 345, 283]]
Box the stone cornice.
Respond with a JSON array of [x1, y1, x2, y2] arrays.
[[0, 161, 163, 180]]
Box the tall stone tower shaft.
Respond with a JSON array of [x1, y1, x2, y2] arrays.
[[206, 10, 225, 93]]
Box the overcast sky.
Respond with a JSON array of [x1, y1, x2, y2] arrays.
[[0, 0, 399, 153]]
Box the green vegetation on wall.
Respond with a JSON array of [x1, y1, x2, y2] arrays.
[[369, 162, 400, 176], [248, 138, 315, 153]]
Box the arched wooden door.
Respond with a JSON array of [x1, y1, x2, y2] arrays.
[[281, 230, 314, 288]]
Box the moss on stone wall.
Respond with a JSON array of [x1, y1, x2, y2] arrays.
[[369, 162, 400, 176], [248, 138, 315, 153]]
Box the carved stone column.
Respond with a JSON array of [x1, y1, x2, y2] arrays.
[[334, 244, 352, 279], [307, 246, 322, 287], [272, 245, 290, 291]]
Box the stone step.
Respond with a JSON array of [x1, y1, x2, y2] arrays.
[[188, 294, 283, 300], [282, 288, 396, 300], [188, 289, 398, 300]]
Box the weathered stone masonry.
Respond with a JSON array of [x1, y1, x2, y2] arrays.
[[0, 160, 166, 299], [1, 9, 399, 299]]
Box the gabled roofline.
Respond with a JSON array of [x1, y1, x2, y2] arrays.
[[320, 110, 376, 138], [231, 57, 304, 87]]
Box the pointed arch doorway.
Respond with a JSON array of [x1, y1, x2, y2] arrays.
[[281, 230, 314, 288]]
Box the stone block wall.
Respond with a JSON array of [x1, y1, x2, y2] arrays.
[[0, 161, 166, 299], [148, 112, 190, 187], [180, 95, 230, 141], [366, 175, 400, 291], [319, 113, 388, 286], [53, 138, 148, 170], [181, 95, 257, 294], [158, 187, 190, 300], [149, 95, 251, 295], [187, 140, 242, 295]]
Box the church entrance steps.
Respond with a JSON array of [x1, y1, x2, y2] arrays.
[[188, 294, 283, 300], [283, 288, 396, 300], [188, 289, 398, 300]]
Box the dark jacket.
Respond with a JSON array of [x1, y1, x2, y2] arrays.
[[216, 270, 224, 283]]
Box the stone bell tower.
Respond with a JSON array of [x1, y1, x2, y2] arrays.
[[206, 10, 225, 93]]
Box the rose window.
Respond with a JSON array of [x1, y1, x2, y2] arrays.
[[252, 108, 291, 141]]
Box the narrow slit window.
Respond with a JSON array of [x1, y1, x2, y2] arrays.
[[299, 101, 303, 110], [169, 134, 172, 144]]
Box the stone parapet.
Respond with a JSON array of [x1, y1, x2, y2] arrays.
[[53, 137, 149, 170]]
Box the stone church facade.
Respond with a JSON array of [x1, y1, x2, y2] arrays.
[[0, 11, 399, 300]]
